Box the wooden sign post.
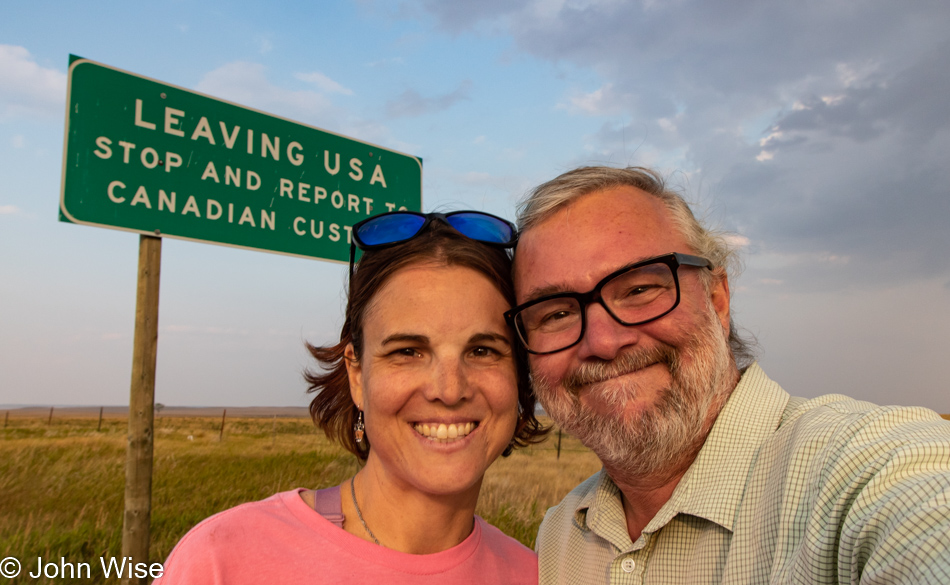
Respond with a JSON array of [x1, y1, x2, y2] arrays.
[[121, 234, 161, 585]]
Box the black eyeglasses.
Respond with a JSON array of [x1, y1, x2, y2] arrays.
[[504, 253, 714, 355], [349, 210, 518, 278]]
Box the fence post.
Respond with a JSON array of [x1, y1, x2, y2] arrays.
[[48, 407, 54, 426], [219, 409, 227, 441], [98, 406, 104, 432]]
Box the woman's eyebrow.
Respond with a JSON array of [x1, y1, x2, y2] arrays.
[[469, 332, 511, 345], [380, 333, 429, 346]]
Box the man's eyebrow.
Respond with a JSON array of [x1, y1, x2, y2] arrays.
[[520, 254, 668, 303], [521, 283, 577, 303], [380, 333, 429, 346]]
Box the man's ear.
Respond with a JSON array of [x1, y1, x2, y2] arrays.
[[710, 270, 731, 335], [344, 343, 363, 407]]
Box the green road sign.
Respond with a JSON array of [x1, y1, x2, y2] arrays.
[[60, 56, 423, 262]]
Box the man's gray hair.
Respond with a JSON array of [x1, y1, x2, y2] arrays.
[[517, 166, 756, 369]]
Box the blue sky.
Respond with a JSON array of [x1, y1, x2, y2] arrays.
[[2, 1, 949, 412]]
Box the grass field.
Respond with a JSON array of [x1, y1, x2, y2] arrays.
[[0, 413, 601, 584]]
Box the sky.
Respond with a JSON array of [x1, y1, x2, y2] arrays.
[[2, 0, 949, 412]]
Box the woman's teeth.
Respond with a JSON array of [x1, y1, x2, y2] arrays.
[[413, 422, 477, 442]]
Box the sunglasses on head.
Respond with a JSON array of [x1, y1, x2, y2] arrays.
[[348, 210, 518, 278]]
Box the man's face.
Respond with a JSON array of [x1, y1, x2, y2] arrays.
[[514, 186, 736, 473]]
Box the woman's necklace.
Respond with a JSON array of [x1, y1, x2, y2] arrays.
[[350, 478, 381, 546]]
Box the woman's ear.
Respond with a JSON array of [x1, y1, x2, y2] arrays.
[[344, 343, 363, 407]]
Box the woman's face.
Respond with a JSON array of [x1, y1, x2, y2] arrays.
[[346, 263, 519, 499]]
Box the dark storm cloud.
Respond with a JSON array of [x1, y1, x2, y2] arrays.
[[415, 0, 950, 291], [714, 41, 950, 290]]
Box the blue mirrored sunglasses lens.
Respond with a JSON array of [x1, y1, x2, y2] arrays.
[[446, 213, 513, 244], [356, 214, 426, 246]]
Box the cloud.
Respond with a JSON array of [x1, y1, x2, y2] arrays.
[[711, 44, 950, 288], [385, 80, 473, 118], [257, 36, 274, 55], [0, 205, 20, 215], [0, 45, 66, 121], [414, 0, 525, 33], [294, 71, 354, 95], [195, 61, 335, 125], [560, 83, 626, 116], [365, 57, 405, 68], [723, 234, 751, 249], [194, 62, 407, 150], [415, 0, 950, 290]]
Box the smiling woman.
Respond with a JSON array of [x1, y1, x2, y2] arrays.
[[155, 212, 547, 584]]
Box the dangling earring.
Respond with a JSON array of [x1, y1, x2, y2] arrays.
[[354, 410, 365, 444]]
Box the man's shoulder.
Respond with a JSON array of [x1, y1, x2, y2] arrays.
[[727, 388, 950, 582], [778, 392, 949, 445], [537, 471, 603, 544], [545, 470, 602, 515], [755, 391, 950, 505]]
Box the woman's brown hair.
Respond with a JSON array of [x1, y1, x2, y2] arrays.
[[304, 220, 547, 460]]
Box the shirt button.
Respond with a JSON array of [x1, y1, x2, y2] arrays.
[[621, 558, 636, 573]]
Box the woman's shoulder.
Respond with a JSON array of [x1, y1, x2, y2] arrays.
[[157, 489, 325, 584], [473, 517, 538, 580], [180, 490, 303, 541]]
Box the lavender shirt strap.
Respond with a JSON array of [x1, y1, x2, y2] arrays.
[[310, 485, 344, 528]]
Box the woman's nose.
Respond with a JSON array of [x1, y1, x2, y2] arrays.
[[424, 358, 471, 405]]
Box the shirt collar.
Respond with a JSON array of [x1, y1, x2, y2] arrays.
[[573, 469, 635, 551], [572, 363, 789, 542]]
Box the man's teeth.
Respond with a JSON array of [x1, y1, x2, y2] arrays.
[[413, 422, 477, 442]]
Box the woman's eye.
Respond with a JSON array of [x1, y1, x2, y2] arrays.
[[471, 346, 504, 359], [391, 347, 420, 358]]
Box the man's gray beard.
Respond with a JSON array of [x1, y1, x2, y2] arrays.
[[533, 309, 736, 479]]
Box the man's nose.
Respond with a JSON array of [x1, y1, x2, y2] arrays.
[[574, 301, 642, 361]]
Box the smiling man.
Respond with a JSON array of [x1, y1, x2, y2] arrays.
[[510, 166, 950, 584]]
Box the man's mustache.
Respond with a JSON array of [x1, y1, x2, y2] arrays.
[[562, 344, 678, 394]]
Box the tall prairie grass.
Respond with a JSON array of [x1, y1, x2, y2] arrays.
[[0, 414, 600, 584]]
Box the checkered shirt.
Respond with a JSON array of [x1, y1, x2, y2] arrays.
[[536, 363, 950, 584]]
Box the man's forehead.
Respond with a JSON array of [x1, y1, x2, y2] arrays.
[[513, 251, 668, 302], [513, 187, 682, 301]]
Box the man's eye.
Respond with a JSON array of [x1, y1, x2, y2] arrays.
[[534, 307, 578, 331], [625, 285, 654, 296], [541, 310, 572, 323]]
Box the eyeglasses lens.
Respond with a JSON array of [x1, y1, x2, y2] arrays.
[[446, 212, 514, 244], [356, 214, 426, 246], [516, 262, 678, 353], [516, 298, 583, 355]]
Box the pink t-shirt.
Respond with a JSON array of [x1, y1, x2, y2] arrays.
[[155, 489, 537, 584]]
